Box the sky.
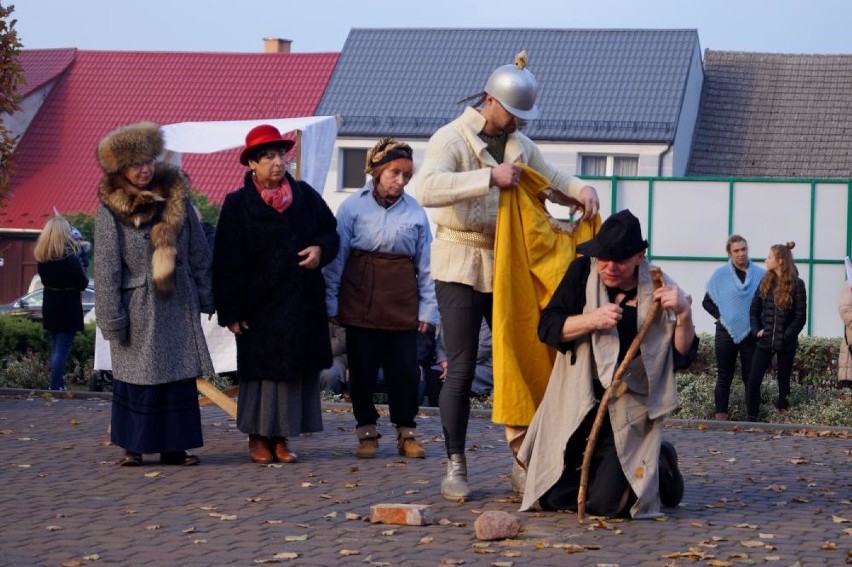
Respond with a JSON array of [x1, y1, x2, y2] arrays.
[[10, 0, 852, 56]]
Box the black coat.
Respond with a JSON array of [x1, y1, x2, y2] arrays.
[[750, 277, 807, 353], [212, 172, 339, 382], [37, 254, 89, 333]]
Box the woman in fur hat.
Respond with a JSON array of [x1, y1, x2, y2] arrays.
[[212, 125, 339, 464], [95, 121, 215, 467]]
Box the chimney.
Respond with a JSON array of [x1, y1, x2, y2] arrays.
[[263, 37, 292, 54]]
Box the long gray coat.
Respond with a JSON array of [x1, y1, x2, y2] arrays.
[[518, 260, 679, 518], [95, 165, 214, 385]]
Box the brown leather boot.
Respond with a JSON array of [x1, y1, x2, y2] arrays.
[[397, 427, 425, 458], [249, 434, 273, 464], [355, 425, 380, 458], [714, 412, 729, 421], [272, 437, 298, 463]]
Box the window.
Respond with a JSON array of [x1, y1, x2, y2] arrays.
[[613, 157, 638, 176], [580, 155, 638, 176], [580, 155, 607, 176], [341, 148, 368, 189]]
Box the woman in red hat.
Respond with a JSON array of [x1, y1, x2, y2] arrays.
[[212, 125, 339, 464]]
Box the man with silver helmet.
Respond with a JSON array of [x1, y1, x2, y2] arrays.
[[416, 51, 600, 501]]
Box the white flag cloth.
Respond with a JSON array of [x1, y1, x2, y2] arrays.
[[160, 116, 338, 194]]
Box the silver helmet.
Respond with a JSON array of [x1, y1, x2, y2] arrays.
[[484, 50, 540, 120]]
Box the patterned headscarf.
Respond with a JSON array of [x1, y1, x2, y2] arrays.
[[364, 138, 413, 174]]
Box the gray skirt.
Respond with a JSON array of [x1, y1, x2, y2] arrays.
[[236, 374, 323, 438]]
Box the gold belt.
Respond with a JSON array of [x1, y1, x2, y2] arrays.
[[435, 225, 494, 249]]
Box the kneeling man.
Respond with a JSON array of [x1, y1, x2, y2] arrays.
[[517, 209, 696, 518]]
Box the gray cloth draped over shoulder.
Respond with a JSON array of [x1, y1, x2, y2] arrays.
[[518, 259, 679, 519]]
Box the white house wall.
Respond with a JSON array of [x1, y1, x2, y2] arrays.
[[3, 83, 55, 142]]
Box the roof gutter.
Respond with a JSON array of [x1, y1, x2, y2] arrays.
[[657, 142, 673, 176]]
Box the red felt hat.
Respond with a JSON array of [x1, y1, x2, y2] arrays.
[[239, 124, 295, 166]]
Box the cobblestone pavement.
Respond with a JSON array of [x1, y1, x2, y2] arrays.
[[0, 392, 849, 567]]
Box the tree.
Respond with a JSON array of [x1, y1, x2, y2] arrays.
[[0, 3, 24, 201], [189, 189, 221, 226]]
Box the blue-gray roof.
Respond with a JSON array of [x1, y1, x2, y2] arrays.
[[317, 28, 700, 142], [688, 50, 852, 179]]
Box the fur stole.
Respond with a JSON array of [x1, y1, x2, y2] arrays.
[[98, 163, 187, 298]]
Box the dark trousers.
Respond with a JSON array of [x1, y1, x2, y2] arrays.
[[435, 281, 492, 455], [539, 407, 634, 517], [713, 326, 756, 413], [346, 326, 419, 429], [747, 347, 795, 419]]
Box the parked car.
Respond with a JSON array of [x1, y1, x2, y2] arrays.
[[0, 286, 95, 322]]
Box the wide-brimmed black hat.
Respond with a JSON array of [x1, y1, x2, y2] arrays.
[[577, 209, 648, 261]]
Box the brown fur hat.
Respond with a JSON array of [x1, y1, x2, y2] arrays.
[[97, 121, 164, 174]]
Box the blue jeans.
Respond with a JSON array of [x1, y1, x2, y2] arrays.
[[49, 331, 76, 390]]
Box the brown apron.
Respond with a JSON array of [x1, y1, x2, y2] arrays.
[[338, 249, 419, 331]]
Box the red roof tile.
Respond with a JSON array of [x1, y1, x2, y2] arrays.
[[2, 50, 339, 229], [16, 48, 76, 97]]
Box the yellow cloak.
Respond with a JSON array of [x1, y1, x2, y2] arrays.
[[491, 163, 600, 426]]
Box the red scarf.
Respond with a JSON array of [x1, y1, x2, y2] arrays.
[[253, 175, 293, 213]]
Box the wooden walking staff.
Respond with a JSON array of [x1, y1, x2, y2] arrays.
[[577, 267, 665, 523]]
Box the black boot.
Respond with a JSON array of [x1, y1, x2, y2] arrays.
[[659, 440, 684, 507]]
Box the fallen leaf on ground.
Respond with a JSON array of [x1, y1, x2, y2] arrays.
[[554, 543, 602, 554], [661, 548, 712, 560], [821, 541, 838, 550], [339, 549, 360, 556]]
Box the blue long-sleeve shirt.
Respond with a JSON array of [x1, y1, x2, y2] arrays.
[[324, 180, 439, 325]]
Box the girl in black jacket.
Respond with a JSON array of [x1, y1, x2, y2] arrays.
[[34, 216, 89, 390], [747, 242, 807, 420]]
